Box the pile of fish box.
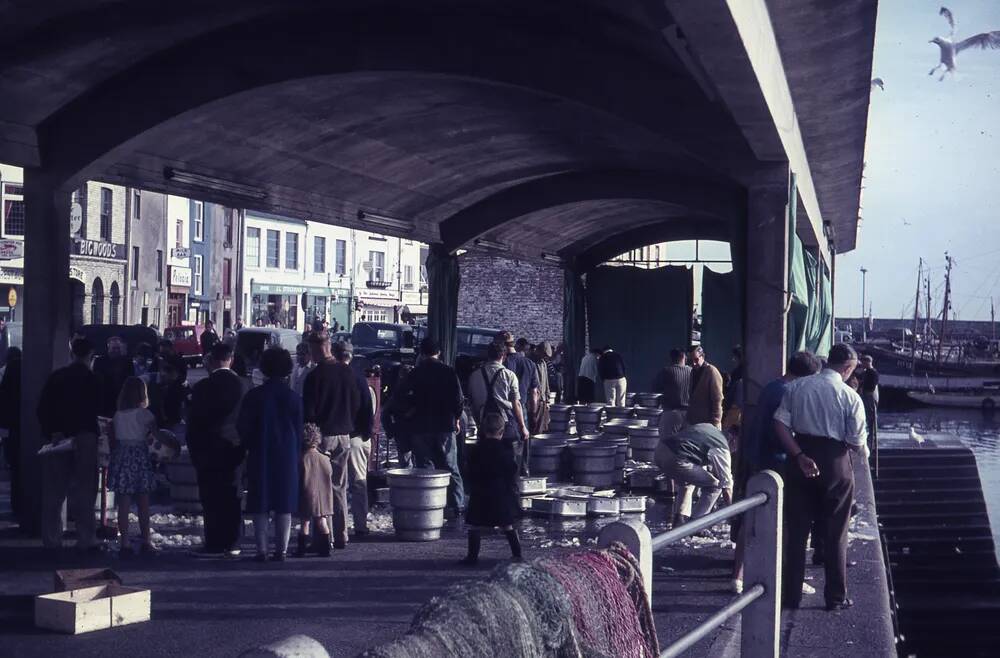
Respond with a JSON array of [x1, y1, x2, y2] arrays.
[[626, 463, 673, 493], [35, 569, 150, 635], [525, 482, 647, 518]]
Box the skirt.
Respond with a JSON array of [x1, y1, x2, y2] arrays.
[[108, 443, 157, 494]]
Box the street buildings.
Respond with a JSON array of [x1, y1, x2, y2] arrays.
[[242, 211, 427, 331]]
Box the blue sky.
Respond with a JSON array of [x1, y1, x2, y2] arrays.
[[835, 0, 1000, 321]]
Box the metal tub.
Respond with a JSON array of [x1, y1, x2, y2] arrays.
[[604, 406, 634, 420], [629, 427, 661, 463], [635, 393, 663, 408], [570, 444, 617, 488], [587, 496, 621, 516], [617, 494, 647, 513], [531, 496, 588, 517], [529, 438, 568, 477], [518, 476, 548, 495], [634, 406, 663, 427], [387, 468, 451, 541]]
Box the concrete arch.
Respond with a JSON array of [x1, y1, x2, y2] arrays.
[[569, 217, 732, 272], [438, 171, 746, 253], [34, 3, 754, 187]]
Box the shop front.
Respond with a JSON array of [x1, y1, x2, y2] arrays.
[[168, 265, 191, 327]]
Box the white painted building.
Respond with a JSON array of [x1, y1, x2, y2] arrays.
[[241, 210, 427, 331], [165, 194, 193, 326]]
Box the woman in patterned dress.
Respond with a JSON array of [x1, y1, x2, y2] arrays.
[[108, 377, 158, 556]]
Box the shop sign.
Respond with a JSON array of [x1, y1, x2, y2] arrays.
[[69, 266, 85, 282], [172, 247, 190, 259], [7, 287, 17, 308], [169, 266, 192, 287], [69, 202, 83, 236], [74, 238, 126, 261], [0, 267, 22, 283], [0, 239, 23, 260]]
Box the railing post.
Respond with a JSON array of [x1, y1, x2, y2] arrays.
[[741, 470, 783, 658], [598, 518, 653, 606]]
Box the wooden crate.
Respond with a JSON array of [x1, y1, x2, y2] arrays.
[[35, 584, 151, 634]]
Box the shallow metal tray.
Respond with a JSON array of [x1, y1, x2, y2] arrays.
[[531, 496, 588, 517]]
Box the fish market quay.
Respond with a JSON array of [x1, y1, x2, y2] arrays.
[[0, 455, 896, 657]]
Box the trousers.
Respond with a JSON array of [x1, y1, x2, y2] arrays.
[[782, 434, 855, 607], [323, 435, 352, 544], [655, 441, 722, 519], [41, 432, 98, 548], [253, 512, 291, 555], [411, 431, 466, 511], [348, 436, 371, 533], [196, 466, 243, 552], [603, 378, 627, 407]]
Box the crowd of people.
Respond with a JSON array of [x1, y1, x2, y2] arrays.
[[4, 314, 881, 611], [648, 341, 877, 613]]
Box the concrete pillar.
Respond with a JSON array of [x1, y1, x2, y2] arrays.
[[19, 170, 72, 534], [743, 166, 790, 409], [598, 517, 653, 605]]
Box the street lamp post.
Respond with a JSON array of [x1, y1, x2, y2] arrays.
[[860, 267, 868, 343]]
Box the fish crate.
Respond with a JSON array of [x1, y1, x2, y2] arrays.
[[617, 495, 647, 514], [517, 476, 548, 495], [35, 584, 150, 635], [587, 496, 621, 516], [628, 468, 661, 489], [531, 496, 588, 517]]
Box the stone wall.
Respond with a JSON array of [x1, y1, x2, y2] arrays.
[[457, 252, 563, 343]]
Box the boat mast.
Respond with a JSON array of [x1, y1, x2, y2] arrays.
[[936, 253, 953, 364], [912, 258, 922, 375]]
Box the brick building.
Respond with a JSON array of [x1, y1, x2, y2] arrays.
[[457, 251, 563, 343], [70, 182, 128, 327]]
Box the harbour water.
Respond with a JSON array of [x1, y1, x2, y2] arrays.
[[880, 409, 1000, 551]]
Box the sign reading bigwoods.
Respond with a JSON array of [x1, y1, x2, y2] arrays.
[[74, 238, 126, 261]]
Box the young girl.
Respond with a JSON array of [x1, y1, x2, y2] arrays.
[[297, 423, 334, 557], [460, 411, 522, 565], [108, 376, 158, 556]]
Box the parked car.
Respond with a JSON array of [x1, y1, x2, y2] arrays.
[[455, 325, 501, 385], [163, 325, 204, 365], [350, 322, 419, 389], [77, 324, 159, 358]]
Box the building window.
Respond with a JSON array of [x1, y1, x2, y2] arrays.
[[266, 230, 280, 268], [131, 246, 140, 282], [132, 190, 141, 221], [335, 239, 347, 276], [2, 183, 25, 237], [246, 227, 261, 267], [91, 278, 105, 324], [314, 236, 326, 273], [404, 264, 414, 289], [109, 282, 120, 324], [100, 187, 112, 241], [223, 258, 233, 296], [175, 220, 183, 247], [193, 255, 203, 295], [369, 251, 385, 282], [285, 232, 299, 270], [192, 201, 204, 242], [156, 250, 164, 286], [224, 210, 234, 246]]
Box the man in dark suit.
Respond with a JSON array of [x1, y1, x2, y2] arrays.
[[93, 336, 135, 419], [187, 342, 248, 556]]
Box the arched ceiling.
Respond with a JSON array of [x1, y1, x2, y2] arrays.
[[0, 0, 874, 260]]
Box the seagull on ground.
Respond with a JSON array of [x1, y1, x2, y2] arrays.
[[909, 426, 926, 444], [929, 7, 1000, 81]]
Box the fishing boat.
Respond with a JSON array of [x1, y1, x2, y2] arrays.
[[907, 388, 1000, 411]]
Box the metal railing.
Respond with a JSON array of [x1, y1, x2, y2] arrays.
[[599, 470, 783, 658]]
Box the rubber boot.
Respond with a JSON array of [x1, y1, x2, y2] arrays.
[[318, 533, 332, 558], [459, 530, 481, 565], [504, 529, 523, 562], [295, 533, 308, 558]]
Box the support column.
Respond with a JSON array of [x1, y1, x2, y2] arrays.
[[743, 166, 790, 409], [19, 170, 72, 534], [561, 265, 586, 403], [425, 243, 459, 366]]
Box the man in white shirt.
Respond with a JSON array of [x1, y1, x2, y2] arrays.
[[774, 343, 868, 612], [654, 423, 734, 527], [467, 342, 530, 471], [577, 347, 601, 404]]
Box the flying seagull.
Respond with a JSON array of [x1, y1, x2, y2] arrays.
[[929, 7, 1000, 81], [871, 78, 885, 91]]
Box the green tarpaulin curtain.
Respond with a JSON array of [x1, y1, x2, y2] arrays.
[[787, 234, 809, 354], [586, 265, 693, 393], [701, 268, 742, 373], [426, 243, 459, 366], [562, 266, 587, 403]]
